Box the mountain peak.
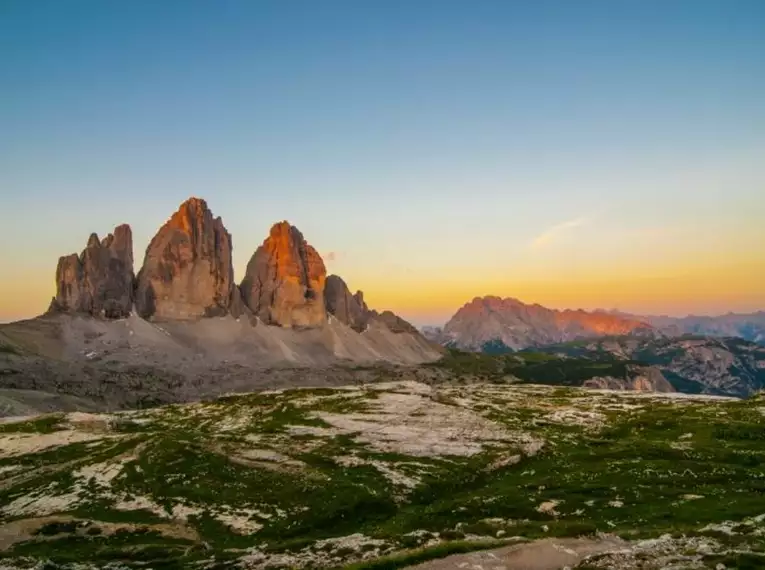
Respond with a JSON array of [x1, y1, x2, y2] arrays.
[[135, 198, 236, 320], [240, 219, 326, 328], [49, 224, 135, 319], [444, 296, 654, 351]]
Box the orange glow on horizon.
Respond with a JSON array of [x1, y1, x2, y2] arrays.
[[1, 256, 763, 325], [359, 259, 765, 323]]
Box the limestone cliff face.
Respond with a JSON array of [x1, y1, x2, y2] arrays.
[[135, 198, 235, 320], [324, 275, 369, 332], [324, 274, 422, 335], [48, 202, 424, 346], [442, 296, 654, 350], [49, 225, 134, 319], [583, 365, 675, 393], [240, 222, 327, 328]]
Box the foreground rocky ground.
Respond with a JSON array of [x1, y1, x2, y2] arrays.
[[1, 381, 764, 569]]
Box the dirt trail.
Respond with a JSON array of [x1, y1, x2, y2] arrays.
[[407, 536, 627, 570]]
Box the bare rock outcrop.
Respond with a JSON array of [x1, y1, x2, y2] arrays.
[[324, 275, 369, 332], [583, 365, 675, 393], [324, 274, 421, 335], [49, 225, 134, 319], [368, 310, 420, 335], [135, 198, 235, 320], [240, 222, 327, 328]]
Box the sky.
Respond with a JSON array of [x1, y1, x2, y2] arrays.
[[1, 0, 764, 326]]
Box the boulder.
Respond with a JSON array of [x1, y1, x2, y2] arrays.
[[240, 222, 327, 328], [135, 198, 235, 320], [49, 224, 134, 319]]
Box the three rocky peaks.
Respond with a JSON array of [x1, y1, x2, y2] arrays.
[[49, 197, 416, 334]]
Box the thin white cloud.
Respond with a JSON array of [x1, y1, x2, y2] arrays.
[[531, 217, 587, 249]]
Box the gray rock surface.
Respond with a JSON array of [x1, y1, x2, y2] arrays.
[[0, 312, 443, 415], [135, 198, 235, 320], [49, 224, 134, 319], [324, 275, 423, 337], [324, 275, 369, 332], [240, 221, 327, 328], [583, 365, 675, 392]]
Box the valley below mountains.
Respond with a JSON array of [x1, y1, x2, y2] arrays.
[[2, 381, 765, 570], [423, 296, 765, 397]]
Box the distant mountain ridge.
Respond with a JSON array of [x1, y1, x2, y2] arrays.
[[422, 296, 765, 397], [431, 295, 654, 351], [532, 335, 765, 397], [597, 309, 765, 345]]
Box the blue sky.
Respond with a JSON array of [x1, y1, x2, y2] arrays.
[[1, 0, 764, 325]]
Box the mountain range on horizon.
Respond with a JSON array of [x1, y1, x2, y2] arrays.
[[2, 196, 763, 409], [424, 295, 765, 351], [26, 199, 765, 352], [599, 307, 765, 344]]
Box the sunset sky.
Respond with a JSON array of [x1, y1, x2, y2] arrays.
[[1, 0, 763, 326]]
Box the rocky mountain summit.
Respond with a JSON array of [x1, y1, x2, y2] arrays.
[[135, 198, 238, 320], [47, 197, 420, 334], [324, 275, 369, 332], [240, 221, 327, 328], [323, 275, 420, 335], [40, 197, 436, 379], [48, 224, 135, 319], [435, 296, 653, 351]]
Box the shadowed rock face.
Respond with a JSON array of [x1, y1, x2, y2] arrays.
[[135, 198, 235, 320], [240, 222, 327, 328], [324, 274, 422, 335], [324, 275, 369, 332], [50, 225, 135, 319]]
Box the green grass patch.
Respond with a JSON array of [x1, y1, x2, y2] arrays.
[[0, 342, 20, 355], [0, 414, 65, 434]]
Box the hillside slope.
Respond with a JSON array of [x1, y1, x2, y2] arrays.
[[0, 314, 441, 416], [1, 382, 763, 569], [532, 335, 765, 397]]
